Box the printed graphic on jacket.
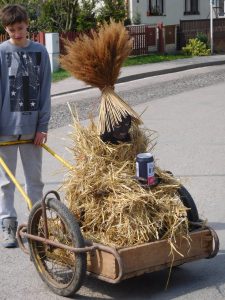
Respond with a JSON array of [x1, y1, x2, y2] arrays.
[[6, 52, 41, 112]]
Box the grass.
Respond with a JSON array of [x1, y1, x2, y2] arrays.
[[123, 53, 192, 66], [52, 68, 70, 82], [52, 53, 192, 82]]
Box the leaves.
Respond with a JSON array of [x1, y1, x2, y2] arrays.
[[0, 0, 127, 33], [76, 0, 97, 32], [37, 0, 79, 32], [97, 0, 126, 24], [182, 38, 211, 56]]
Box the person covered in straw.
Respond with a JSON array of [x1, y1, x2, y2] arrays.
[[60, 20, 142, 144], [0, 4, 51, 248], [60, 20, 189, 250]]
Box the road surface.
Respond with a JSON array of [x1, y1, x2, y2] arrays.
[[0, 66, 225, 299]]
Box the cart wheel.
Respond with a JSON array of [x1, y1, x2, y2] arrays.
[[177, 185, 199, 222], [165, 171, 199, 223], [28, 197, 86, 297]]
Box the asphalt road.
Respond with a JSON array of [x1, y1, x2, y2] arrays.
[[50, 65, 225, 129], [0, 66, 225, 299]]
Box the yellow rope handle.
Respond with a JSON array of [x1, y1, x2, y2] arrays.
[[0, 140, 73, 208]]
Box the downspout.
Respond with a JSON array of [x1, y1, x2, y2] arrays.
[[129, 0, 134, 22]]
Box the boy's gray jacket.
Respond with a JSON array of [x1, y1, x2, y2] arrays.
[[0, 40, 51, 135]]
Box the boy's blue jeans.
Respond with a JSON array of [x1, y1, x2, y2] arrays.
[[0, 134, 44, 220]]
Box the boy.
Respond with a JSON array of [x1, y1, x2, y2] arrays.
[[0, 5, 51, 247]]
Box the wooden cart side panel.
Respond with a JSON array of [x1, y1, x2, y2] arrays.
[[87, 250, 118, 279], [118, 230, 213, 275], [86, 229, 213, 280], [121, 254, 207, 281]]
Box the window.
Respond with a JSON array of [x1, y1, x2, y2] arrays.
[[148, 0, 164, 16], [213, 0, 225, 16], [184, 0, 199, 15]]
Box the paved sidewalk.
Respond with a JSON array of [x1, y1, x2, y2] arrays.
[[51, 54, 225, 97]]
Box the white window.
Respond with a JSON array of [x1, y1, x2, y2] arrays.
[[148, 0, 164, 15], [213, 0, 225, 16], [184, 0, 199, 15]]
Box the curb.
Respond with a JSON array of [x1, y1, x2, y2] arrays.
[[51, 59, 225, 98]]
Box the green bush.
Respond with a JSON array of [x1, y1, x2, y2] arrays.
[[182, 38, 211, 56], [196, 32, 209, 46]]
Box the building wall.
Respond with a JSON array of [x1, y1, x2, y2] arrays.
[[129, 0, 214, 26]]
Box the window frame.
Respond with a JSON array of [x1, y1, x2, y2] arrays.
[[184, 0, 200, 15], [148, 0, 164, 16], [215, 0, 225, 16]]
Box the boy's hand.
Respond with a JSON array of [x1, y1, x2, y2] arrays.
[[34, 132, 47, 145]]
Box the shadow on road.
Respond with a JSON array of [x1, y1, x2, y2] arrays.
[[72, 250, 225, 300]]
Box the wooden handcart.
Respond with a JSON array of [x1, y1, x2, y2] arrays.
[[0, 141, 219, 297]]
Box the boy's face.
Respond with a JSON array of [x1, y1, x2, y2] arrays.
[[5, 21, 28, 47]]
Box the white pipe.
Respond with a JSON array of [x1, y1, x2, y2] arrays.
[[210, 0, 213, 54], [127, 0, 134, 23]]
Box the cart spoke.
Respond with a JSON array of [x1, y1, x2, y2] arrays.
[[30, 206, 77, 287]]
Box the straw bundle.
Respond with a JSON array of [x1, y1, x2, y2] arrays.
[[60, 20, 142, 134], [64, 117, 189, 248], [60, 20, 131, 89]]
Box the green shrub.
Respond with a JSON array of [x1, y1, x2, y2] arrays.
[[196, 32, 209, 46], [182, 38, 211, 56]]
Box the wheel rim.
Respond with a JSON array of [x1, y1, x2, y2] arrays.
[[29, 206, 77, 288]]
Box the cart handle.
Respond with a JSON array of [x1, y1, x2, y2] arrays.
[[189, 221, 220, 258], [18, 224, 97, 254], [0, 140, 73, 170], [0, 140, 73, 210], [0, 157, 33, 210], [17, 223, 124, 283]]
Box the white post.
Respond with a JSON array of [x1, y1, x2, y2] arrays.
[[210, 0, 213, 54], [45, 33, 60, 72], [129, 0, 133, 23]]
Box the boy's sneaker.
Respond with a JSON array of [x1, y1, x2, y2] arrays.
[[1, 218, 18, 248]]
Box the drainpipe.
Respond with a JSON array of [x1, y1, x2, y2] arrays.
[[210, 0, 213, 54], [129, 0, 134, 23]]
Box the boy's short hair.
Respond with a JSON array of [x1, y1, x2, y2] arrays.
[[0, 4, 28, 27]]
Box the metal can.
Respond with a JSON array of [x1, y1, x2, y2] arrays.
[[136, 152, 155, 185]]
